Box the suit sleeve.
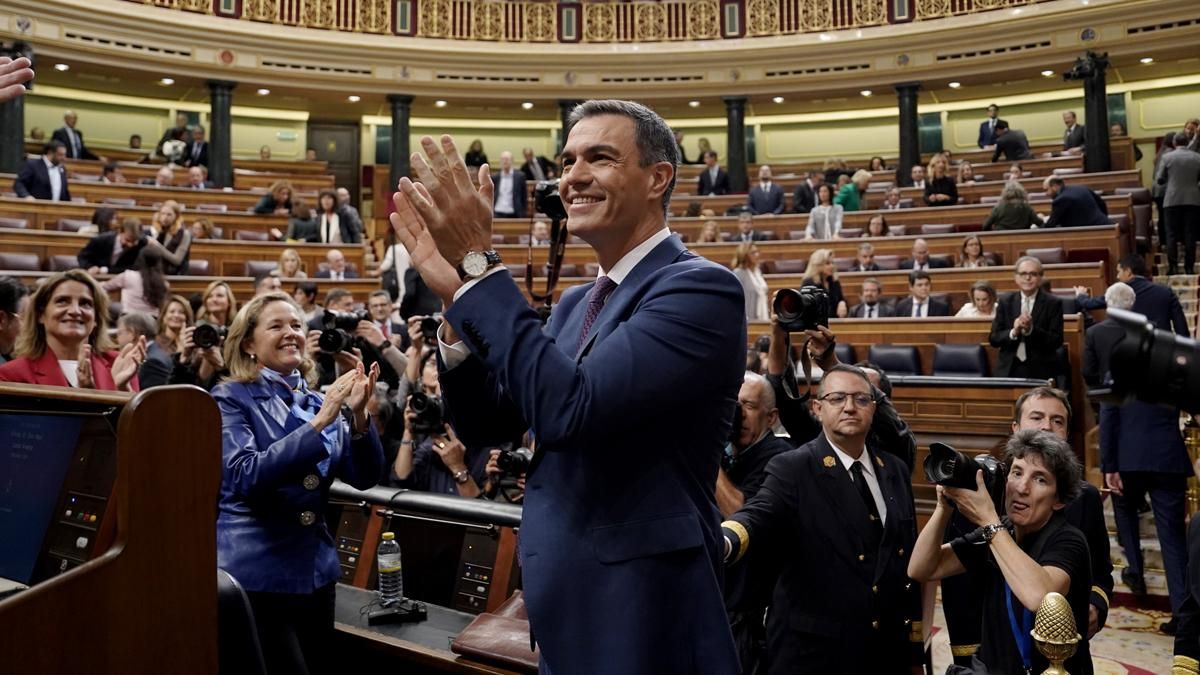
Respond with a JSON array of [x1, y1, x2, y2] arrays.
[[13, 162, 34, 198], [336, 424, 385, 490], [1044, 199, 1064, 228], [1099, 405, 1120, 473], [1081, 485, 1114, 629], [214, 385, 333, 500], [77, 237, 105, 269], [1083, 331, 1101, 387], [1027, 298, 1065, 353], [136, 357, 171, 389], [440, 346, 530, 450], [1171, 293, 1191, 337], [772, 187, 785, 214], [988, 297, 1015, 348], [766, 371, 820, 445], [444, 266, 744, 447], [724, 453, 799, 563], [991, 143, 1002, 163]]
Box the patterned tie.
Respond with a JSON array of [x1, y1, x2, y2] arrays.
[[577, 276, 618, 352]]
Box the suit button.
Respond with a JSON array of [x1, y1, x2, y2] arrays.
[[904, 619, 912, 626], [905, 582, 913, 591], [872, 585, 878, 594], [858, 554, 866, 562], [303, 474, 320, 490], [898, 548, 906, 557], [871, 620, 879, 630], [299, 511, 316, 526]]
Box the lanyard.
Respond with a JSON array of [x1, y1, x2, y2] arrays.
[[1005, 583, 1034, 674]]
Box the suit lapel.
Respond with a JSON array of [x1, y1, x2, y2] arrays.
[[811, 436, 873, 578], [31, 350, 68, 387]]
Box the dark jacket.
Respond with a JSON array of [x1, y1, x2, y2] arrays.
[[977, 119, 998, 148], [923, 176, 959, 207], [792, 181, 817, 214], [900, 256, 951, 270], [850, 301, 895, 318], [1064, 124, 1086, 150], [52, 126, 99, 160], [77, 231, 144, 273], [1044, 185, 1108, 228], [747, 183, 785, 215], [13, 157, 71, 201], [312, 207, 363, 244], [520, 156, 555, 182], [491, 169, 528, 217], [894, 296, 951, 317], [136, 342, 174, 389], [253, 194, 293, 215], [989, 289, 1064, 378], [991, 129, 1034, 162], [183, 141, 209, 168], [698, 166, 731, 196]]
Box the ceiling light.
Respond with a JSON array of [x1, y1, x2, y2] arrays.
[[1011, 7, 1023, 14], [159, 78, 175, 86], [688, 100, 700, 108], [1140, 57, 1154, 64], [860, 90, 872, 97], [434, 100, 447, 108], [1041, 70, 1055, 77], [772, 96, 785, 104], [256, 88, 270, 96], [347, 95, 361, 103], [53, 63, 69, 72], [521, 101, 534, 110], [948, 81, 962, 89]]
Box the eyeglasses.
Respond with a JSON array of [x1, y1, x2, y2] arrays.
[[818, 392, 876, 407], [1016, 271, 1043, 278]]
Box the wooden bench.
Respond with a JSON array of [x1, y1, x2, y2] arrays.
[[1, 174, 321, 211], [0, 196, 288, 240], [0, 228, 366, 278]]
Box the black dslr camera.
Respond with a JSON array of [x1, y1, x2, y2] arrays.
[[419, 315, 442, 344], [534, 179, 567, 222], [773, 288, 830, 332], [408, 391, 445, 435], [319, 309, 369, 354], [193, 321, 227, 350], [496, 446, 533, 476], [923, 442, 1008, 511], [1090, 307, 1200, 413]]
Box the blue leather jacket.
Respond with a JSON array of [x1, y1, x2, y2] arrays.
[[212, 375, 384, 594]]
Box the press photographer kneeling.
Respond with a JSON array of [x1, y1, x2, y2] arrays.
[[908, 430, 1093, 675]]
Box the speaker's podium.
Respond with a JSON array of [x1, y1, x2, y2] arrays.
[[0, 383, 222, 675]]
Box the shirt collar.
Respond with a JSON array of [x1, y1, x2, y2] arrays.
[[598, 227, 672, 284], [43, 157, 58, 170], [826, 434, 875, 479]]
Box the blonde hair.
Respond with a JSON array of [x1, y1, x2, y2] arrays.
[[268, 179, 294, 201], [153, 199, 184, 234], [15, 269, 114, 359], [851, 169, 873, 186], [222, 292, 315, 384], [156, 294, 195, 337], [699, 220, 721, 243], [191, 218, 214, 239], [277, 248, 303, 277], [731, 242, 758, 270], [801, 248, 838, 285], [196, 280, 238, 327]]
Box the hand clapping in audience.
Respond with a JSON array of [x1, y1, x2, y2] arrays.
[[312, 361, 378, 433], [110, 335, 147, 390], [76, 344, 95, 389]]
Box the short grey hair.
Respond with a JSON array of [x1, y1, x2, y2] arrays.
[[566, 100, 679, 214], [1000, 180, 1028, 204], [742, 372, 777, 412], [1104, 282, 1135, 310], [1004, 428, 1082, 504], [118, 311, 158, 340], [1014, 255, 1043, 273]]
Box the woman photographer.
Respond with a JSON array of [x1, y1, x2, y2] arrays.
[[173, 280, 237, 389], [212, 292, 383, 675]]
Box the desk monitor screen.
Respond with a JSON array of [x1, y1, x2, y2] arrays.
[[0, 414, 86, 585]]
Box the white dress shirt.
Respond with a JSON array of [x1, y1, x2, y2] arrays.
[[827, 434, 887, 525], [43, 157, 63, 201], [494, 171, 516, 214], [910, 299, 927, 317]]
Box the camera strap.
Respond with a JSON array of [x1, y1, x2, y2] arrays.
[[1005, 584, 1034, 675], [526, 215, 570, 312]]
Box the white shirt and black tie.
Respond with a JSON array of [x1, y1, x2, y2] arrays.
[[191, 142, 205, 165], [863, 304, 879, 319], [829, 436, 887, 525], [42, 157, 64, 201], [911, 299, 927, 318]]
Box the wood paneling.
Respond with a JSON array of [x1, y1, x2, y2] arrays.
[[0, 196, 288, 240]]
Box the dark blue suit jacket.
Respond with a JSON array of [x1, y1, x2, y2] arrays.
[[212, 375, 384, 594], [1044, 185, 1108, 228], [978, 120, 997, 148], [1075, 276, 1189, 337], [440, 234, 743, 675], [13, 158, 71, 201], [747, 183, 785, 215]]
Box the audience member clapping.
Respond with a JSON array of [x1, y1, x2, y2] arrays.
[[958, 235, 991, 268], [156, 294, 193, 354], [254, 180, 294, 215], [954, 280, 998, 318], [801, 248, 848, 318], [731, 243, 770, 322], [0, 270, 144, 390]]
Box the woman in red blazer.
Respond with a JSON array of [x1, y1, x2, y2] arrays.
[[0, 269, 145, 391]]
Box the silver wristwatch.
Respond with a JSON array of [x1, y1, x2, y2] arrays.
[[980, 521, 1006, 543]]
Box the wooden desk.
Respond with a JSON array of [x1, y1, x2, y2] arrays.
[[0, 196, 288, 240], [61, 159, 335, 192]]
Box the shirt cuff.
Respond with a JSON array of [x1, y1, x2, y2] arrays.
[[439, 266, 508, 370]]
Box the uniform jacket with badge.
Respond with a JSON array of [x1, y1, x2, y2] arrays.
[[727, 434, 923, 674], [212, 373, 384, 594]]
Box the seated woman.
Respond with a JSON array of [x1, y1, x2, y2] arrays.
[[833, 170, 872, 212], [983, 180, 1040, 231], [868, 156, 888, 172], [156, 293, 193, 354], [148, 200, 191, 275], [698, 220, 722, 243], [254, 180, 294, 215], [276, 248, 307, 279], [1005, 162, 1026, 181], [211, 292, 383, 675], [80, 206, 118, 236], [806, 184, 843, 240], [101, 246, 169, 317], [924, 159, 959, 207], [285, 199, 317, 242], [190, 218, 215, 241], [731, 242, 770, 322], [800, 248, 849, 318], [957, 160, 978, 185], [954, 280, 998, 318], [958, 235, 991, 269], [864, 214, 891, 237], [0, 269, 145, 391]]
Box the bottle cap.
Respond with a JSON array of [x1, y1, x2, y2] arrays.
[[381, 532, 395, 541]]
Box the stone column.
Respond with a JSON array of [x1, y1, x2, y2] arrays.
[[723, 96, 748, 193], [388, 94, 414, 192], [1075, 52, 1112, 174], [206, 80, 235, 188], [895, 83, 921, 187], [0, 93, 25, 174]]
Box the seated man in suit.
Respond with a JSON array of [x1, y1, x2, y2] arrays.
[[989, 256, 1064, 379], [14, 141, 70, 201], [895, 270, 950, 318], [791, 171, 823, 214], [531, 220, 552, 246], [491, 151, 527, 219], [1086, 283, 1189, 633], [1062, 111, 1086, 153], [145, 166, 174, 188], [852, 242, 881, 272], [52, 110, 99, 160], [991, 120, 1034, 163], [901, 238, 950, 271], [850, 277, 894, 318], [881, 187, 906, 210], [520, 147, 556, 182], [747, 165, 785, 215], [316, 249, 359, 280], [101, 162, 126, 184], [723, 365, 924, 674], [697, 150, 730, 196], [183, 125, 209, 168], [77, 217, 145, 274], [909, 164, 926, 189], [185, 165, 213, 190], [978, 103, 1000, 148], [733, 211, 769, 242], [1041, 176, 1108, 228]]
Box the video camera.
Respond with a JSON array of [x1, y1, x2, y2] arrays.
[[408, 391, 445, 435], [319, 309, 369, 354], [1088, 307, 1200, 413], [193, 321, 227, 350], [923, 442, 1008, 512], [773, 287, 830, 332]]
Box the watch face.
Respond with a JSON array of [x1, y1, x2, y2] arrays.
[[462, 251, 489, 276]]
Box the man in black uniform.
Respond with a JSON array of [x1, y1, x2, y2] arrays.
[[723, 365, 924, 674]]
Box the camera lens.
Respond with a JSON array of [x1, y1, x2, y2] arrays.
[[193, 323, 223, 350], [318, 329, 350, 354]]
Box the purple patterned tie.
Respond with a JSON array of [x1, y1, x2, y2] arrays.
[[576, 276, 618, 352]]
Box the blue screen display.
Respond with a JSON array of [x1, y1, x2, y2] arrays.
[[0, 414, 85, 584]]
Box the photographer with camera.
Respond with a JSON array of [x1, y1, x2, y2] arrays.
[[305, 288, 399, 393], [909, 428, 1093, 675], [482, 443, 531, 503], [391, 394, 487, 498]]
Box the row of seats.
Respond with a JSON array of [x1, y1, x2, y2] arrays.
[[794, 343, 993, 377], [756, 246, 1094, 275], [0, 251, 358, 278]]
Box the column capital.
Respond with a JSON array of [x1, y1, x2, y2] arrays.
[[722, 96, 748, 105], [206, 80, 237, 93], [893, 82, 921, 94], [387, 94, 414, 106]]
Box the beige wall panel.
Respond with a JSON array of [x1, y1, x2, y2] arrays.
[[24, 96, 170, 149], [758, 118, 899, 163], [408, 126, 556, 160], [233, 117, 307, 160], [945, 96, 1086, 152]]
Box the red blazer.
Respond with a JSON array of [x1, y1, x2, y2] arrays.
[[0, 348, 139, 391]]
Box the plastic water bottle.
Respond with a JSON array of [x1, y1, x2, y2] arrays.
[[376, 532, 403, 605]]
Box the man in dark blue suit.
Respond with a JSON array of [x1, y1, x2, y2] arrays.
[[1042, 176, 1108, 228], [390, 100, 742, 675], [51, 111, 100, 160], [1074, 254, 1189, 336], [977, 103, 1000, 148], [747, 165, 785, 215], [13, 141, 70, 201], [697, 150, 730, 196], [1085, 282, 1191, 634]]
